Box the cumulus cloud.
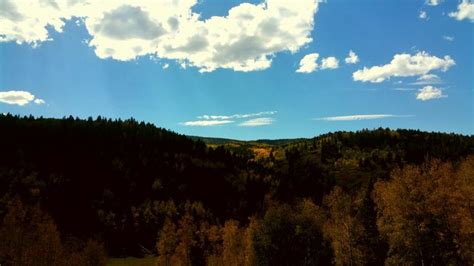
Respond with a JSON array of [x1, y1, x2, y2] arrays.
[[345, 50, 359, 64], [321, 56, 339, 69], [296, 53, 319, 73], [238, 117, 274, 127], [352, 51, 455, 83], [419, 11, 428, 20], [182, 111, 277, 127], [449, 0, 474, 22], [0, 90, 45, 106], [416, 86, 446, 101], [315, 114, 412, 121], [296, 53, 339, 73], [94, 5, 164, 41], [1, 0, 321, 72], [0, 0, 81, 45]]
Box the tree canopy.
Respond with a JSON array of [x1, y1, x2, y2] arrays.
[[0, 114, 472, 264]]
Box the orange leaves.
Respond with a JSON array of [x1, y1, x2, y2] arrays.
[[373, 157, 474, 265]]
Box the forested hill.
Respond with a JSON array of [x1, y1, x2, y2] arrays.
[[189, 136, 309, 146], [1, 114, 473, 265], [0, 114, 261, 255]]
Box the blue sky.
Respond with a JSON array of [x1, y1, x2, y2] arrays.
[[0, 0, 473, 140]]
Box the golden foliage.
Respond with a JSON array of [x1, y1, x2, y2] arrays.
[[0, 199, 65, 266], [250, 147, 271, 161], [221, 219, 257, 266], [373, 157, 474, 265], [0, 199, 107, 266], [156, 216, 259, 266], [323, 187, 367, 266]]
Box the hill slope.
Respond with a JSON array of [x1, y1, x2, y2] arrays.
[[0, 114, 473, 258]]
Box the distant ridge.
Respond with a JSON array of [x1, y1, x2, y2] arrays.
[[188, 135, 309, 146]]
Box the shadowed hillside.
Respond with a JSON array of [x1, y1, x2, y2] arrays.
[[1, 114, 473, 265]]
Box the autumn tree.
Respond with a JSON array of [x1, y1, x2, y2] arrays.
[[456, 156, 474, 261], [222, 220, 246, 266], [218, 218, 258, 266], [0, 198, 106, 266], [323, 186, 369, 266], [156, 202, 210, 265], [156, 218, 178, 266], [242, 217, 258, 266], [0, 198, 65, 266], [373, 157, 474, 265], [156, 214, 198, 266], [199, 222, 223, 266]]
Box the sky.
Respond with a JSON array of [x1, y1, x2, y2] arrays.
[[0, 0, 473, 140]]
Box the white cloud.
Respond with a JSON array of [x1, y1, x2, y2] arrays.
[[183, 111, 277, 126], [296, 53, 340, 73], [416, 86, 446, 101], [411, 73, 442, 85], [419, 11, 428, 20], [34, 98, 46, 105], [1, 0, 322, 72], [0, 90, 36, 106], [426, 0, 442, 6], [321, 56, 339, 69], [296, 53, 319, 73], [315, 114, 412, 121], [0, 0, 81, 45], [353, 51, 455, 83], [180, 120, 234, 126], [443, 35, 454, 42], [345, 50, 359, 64], [238, 117, 274, 126], [197, 111, 277, 120], [449, 0, 474, 22]]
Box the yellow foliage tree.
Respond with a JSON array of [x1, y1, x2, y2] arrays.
[[222, 220, 250, 266], [0, 198, 106, 266], [0, 199, 66, 266], [373, 157, 474, 265], [323, 187, 367, 266]]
